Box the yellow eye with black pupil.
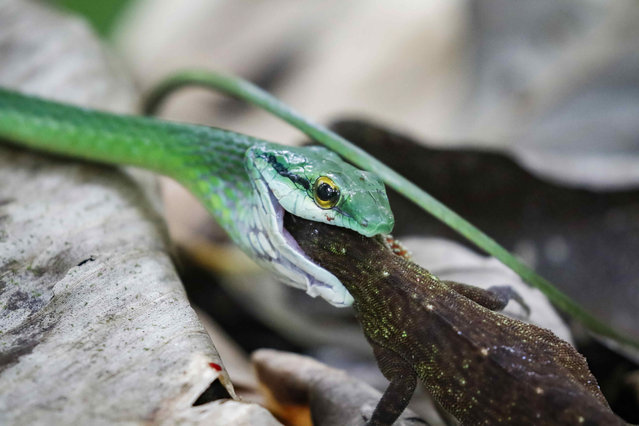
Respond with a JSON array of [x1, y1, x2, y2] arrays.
[[313, 176, 340, 209]]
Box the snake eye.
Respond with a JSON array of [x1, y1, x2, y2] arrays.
[[313, 176, 340, 209]]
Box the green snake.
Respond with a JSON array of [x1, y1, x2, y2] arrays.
[[0, 87, 394, 306]]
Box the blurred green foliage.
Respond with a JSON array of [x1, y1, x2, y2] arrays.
[[51, 0, 135, 37]]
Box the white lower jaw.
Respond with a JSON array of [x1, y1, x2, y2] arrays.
[[260, 183, 353, 307]]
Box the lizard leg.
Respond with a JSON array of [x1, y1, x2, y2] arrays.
[[442, 281, 530, 315], [367, 344, 418, 426]]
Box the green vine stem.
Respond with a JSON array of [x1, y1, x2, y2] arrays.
[[145, 69, 639, 350]]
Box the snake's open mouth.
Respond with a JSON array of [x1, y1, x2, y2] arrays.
[[260, 183, 352, 306], [281, 212, 307, 259], [280, 210, 324, 270], [265, 184, 312, 264]]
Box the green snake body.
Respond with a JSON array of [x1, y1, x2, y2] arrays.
[[0, 87, 394, 306]]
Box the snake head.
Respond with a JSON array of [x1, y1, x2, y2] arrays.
[[243, 142, 394, 307], [247, 144, 394, 237]]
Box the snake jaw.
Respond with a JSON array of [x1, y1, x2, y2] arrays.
[[246, 168, 353, 307], [243, 141, 393, 307]]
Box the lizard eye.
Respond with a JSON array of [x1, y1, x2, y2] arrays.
[[313, 176, 340, 209]]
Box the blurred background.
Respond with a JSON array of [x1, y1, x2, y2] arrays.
[[45, 0, 639, 422]]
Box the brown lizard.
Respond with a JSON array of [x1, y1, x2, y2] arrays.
[[284, 213, 626, 425]]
